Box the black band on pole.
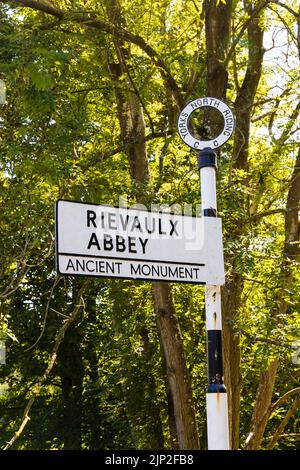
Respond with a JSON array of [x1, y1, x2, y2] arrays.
[[203, 208, 217, 217], [206, 330, 226, 393], [197, 147, 217, 170]]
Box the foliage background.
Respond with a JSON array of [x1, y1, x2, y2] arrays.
[[0, 0, 299, 450]]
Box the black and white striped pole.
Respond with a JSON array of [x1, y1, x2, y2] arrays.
[[177, 97, 235, 450], [199, 146, 229, 450]]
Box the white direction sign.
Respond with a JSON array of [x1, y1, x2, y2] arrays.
[[55, 200, 225, 285]]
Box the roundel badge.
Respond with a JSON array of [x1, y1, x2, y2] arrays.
[[177, 97, 235, 150]]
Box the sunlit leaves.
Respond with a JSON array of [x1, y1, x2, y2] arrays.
[[0, 0, 299, 450]]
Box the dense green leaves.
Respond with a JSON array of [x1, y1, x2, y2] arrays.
[[0, 0, 299, 450]]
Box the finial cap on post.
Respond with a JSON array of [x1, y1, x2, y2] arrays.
[[198, 147, 217, 170]]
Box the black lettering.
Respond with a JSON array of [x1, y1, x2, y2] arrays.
[[131, 216, 142, 232], [139, 237, 148, 254], [98, 261, 106, 273], [87, 233, 101, 250], [160, 266, 168, 277], [169, 220, 179, 236], [145, 217, 155, 234], [100, 214, 105, 229], [179, 267, 185, 278], [151, 265, 160, 278], [108, 212, 117, 230], [128, 237, 137, 253], [131, 264, 141, 276], [179, 128, 189, 137], [86, 260, 95, 272], [105, 261, 114, 274], [103, 234, 113, 251], [115, 262, 122, 274], [158, 219, 167, 235], [66, 259, 75, 271], [119, 213, 130, 230], [141, 264, 151, 276], [193, 267, 200, 278], [169, 266, 178, 278], [116, 235, 126, 252], [185, 267, 193, 278], [87, 210, 97, 228], [76, 259, 85, 271]]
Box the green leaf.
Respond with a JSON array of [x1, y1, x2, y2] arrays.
[[28, 66, 54, 91]]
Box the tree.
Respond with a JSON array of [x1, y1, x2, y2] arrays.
[[0, 0, 300, 450]]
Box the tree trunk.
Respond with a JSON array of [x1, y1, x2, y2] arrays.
[[221, 273, 243, 449], [203, 0, 232, 137], [84, 287, 106, 450], [245, 16, 300, 446], [153, 283, 199, 449], [138, 320, 165, 449], [57, 285, 84, 449], [204, 0, 265, 448], [245, 147, 300, 449], [204, 0, 239, 450], [267, 392, 300, 450], [105, 0, 199, 449], [233, 0, 264, 172], [204, 0, 232, 99], [245, 359, 279, 449]]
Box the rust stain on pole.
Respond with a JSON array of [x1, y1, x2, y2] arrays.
[[216, 391, 220, 410]]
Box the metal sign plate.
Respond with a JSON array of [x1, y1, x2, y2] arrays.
[[55, 200, 225, 285]]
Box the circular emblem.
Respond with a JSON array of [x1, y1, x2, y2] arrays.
[[177, 97, 235, 150]]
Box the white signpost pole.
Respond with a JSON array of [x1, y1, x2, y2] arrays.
[[198, 147, 229, 450], [54, 95, 234, 450], [177, 97, 235, 450]]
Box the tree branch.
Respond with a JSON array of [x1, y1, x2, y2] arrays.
[[0, 0, 184, 108], [238, 327, 294, 349], [270, 1, 299, 18], [78, 130, 174, 171], [267, 391, 300, 449], [24, 275, 61, 352], [250, 208, 286, 222], [270, 387, 300, 414], [224, 0, 270, 68]]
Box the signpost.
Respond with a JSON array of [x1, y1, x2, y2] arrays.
[[177, 96, 235, 150], [54, 95, 235, 451], [55, 200, 225, 285], [178, 97, 235, 450]]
